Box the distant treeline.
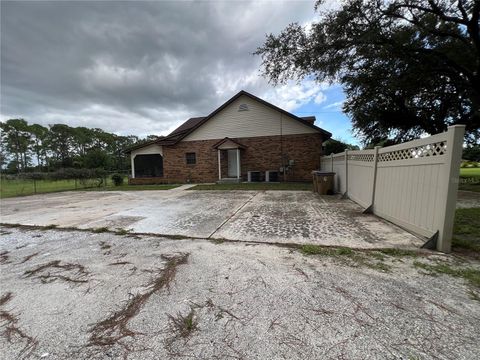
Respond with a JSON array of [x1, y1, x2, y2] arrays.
[[0, 119, 156, 174]]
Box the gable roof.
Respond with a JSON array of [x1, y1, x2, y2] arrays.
[[168, 117, 206, 137], [129, 90, 332, 151], [212, 137, 247, 149], [165, 90, 331, 144]]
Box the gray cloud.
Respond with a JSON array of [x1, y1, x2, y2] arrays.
[[1, 0, 319, 137]]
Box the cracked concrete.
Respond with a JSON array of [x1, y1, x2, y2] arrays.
[[0, 227, 479, 359], [0, 189, 423, 249]]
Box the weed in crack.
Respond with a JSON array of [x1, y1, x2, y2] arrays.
[[93, 227, 109, 234], [23, 260, 89, 285], [115, 228, 130, 236], [0, 292, 38, 356], [87, 253, 189, 358], [167, 308, 198, 338]]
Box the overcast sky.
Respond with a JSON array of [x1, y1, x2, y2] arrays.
[[1, 0, 355, 143]]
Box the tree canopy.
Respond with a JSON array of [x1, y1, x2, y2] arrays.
[[255, 0, 480, 145], [0, 119, 155, 174]]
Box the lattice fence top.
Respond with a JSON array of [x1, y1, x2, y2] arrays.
[[333, 156, 345, 162], [348, 153, 375, 162], [378, 141, 447, 162]]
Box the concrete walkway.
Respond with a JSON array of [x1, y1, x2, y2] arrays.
[[1, 189, 423, 249]]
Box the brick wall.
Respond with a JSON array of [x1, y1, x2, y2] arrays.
[[161, 133, 323, 183]]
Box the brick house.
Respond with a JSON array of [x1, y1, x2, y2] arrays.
[[127, 90, 332, 184]]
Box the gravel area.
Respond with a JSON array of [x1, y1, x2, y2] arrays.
[[0, 227, 479, 360]]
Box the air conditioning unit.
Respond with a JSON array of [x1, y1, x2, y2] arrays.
[[248, 171, 261, 182], [265, 171, 279, 182]]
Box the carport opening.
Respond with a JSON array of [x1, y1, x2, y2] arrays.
[[134, 154, 163, 177]]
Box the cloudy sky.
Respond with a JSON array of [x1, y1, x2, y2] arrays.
[[1, 0, 355, 143]]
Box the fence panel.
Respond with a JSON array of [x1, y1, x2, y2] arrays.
[[374, 146, 446, 238], [346, 150, 375, 208], [319, 125, 465, 252], [332, 153, 346, 194]]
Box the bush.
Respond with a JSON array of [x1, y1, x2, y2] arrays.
[[111, 173, 124, 186]]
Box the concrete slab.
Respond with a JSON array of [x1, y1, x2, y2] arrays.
[[0, 227, 479, 360], [215, 191, 423, 248], [1, 189, 423, 249]]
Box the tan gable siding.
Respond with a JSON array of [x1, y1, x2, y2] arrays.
[[183, 95, 317, 141], [131, 143, 163, 157]]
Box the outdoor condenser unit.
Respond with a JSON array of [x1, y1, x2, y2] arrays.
[[248, 171, 261, 182], [265, 171, 279, 182]]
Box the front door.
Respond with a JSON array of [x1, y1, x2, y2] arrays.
[[227, 149, 238, 177]]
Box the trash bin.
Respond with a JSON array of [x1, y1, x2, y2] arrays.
[[312, 171, 335, 195]]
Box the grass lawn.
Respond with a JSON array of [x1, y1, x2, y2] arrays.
[[190, 182, 313, 191], [86, 184, 179, 192], [459, 167, 480, 192], [452, 207, 480, 254], [460, 168, 480, 177], [0, 177, 178, 198]]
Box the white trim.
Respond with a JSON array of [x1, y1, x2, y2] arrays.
[[218, 149, 221, 180], [131, 154, 136, 178], [236, 148, 241, 179]]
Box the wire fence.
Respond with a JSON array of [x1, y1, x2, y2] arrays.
[[0, 172, 129, 198]]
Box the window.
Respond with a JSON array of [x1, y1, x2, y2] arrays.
[[186, 152, 196, 165]]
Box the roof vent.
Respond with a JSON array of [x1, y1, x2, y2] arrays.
[[238, 103, 249, 111]]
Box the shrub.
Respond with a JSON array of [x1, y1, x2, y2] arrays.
[[111, 173, 124, 186]]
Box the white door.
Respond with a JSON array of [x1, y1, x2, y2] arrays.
[[227, 149, 238, 177]]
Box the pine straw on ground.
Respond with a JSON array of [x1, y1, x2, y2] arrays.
[[0, 292, 38, 356], [87, 253, 189, 357]]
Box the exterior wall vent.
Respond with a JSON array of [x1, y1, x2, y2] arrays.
[[238, 103, 249, 111]]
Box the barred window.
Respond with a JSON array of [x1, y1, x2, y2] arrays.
[[186, 152, 196, 165]]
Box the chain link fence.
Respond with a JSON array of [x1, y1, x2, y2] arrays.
[[0, 171, 129, 198]]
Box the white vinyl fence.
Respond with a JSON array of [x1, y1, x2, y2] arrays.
[[321, 125, 465, 252]]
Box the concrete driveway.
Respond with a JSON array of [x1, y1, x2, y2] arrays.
[[0, 188, 422, 249]]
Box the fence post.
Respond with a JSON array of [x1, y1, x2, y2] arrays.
[[33, 178, 37, 194], [368, 146, 380, 213], [343, 150, 349, 198], [436, 125, 465, 253], [330, 153, 334, 172]]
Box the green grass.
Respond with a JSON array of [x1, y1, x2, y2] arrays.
[[414, 261, 480, 288], [86, 184, 179, 192], [452, 208, 480, 253], [460, 168, 480, 177], [300, 245, 394, 272], [0, 177, 179, 198], [301, 244, 352, 256], [459, 167, 480, 192], [190, 182, 313, 191]]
